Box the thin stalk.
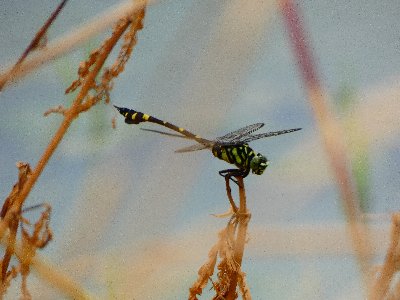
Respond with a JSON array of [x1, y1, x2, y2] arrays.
[[226, 177, 251, 299], [0, 0, 149, 90], [369, 214, 400, 300], [279, 0, 372, 287], [0, 229, 93, 300], [11, 19, 132, 214], [225, 177, 239, 213], [0, 0, 69, 91]]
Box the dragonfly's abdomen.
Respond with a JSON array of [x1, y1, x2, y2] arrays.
[[114, 106, 211, 146], [212, 144, 255, 171]]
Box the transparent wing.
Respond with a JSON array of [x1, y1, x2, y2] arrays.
[[216, 123, 264, 143], [175, 143, 211, 153], [238, 128, 302, 144], [140, 128, 190, 139], [140, 128, 213, 153]]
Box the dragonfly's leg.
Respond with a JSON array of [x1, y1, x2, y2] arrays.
[[219, 169, 244, 186]]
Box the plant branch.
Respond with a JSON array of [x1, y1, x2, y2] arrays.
[[0, 0, 69, 91], [225, 177, 238, 213], [279, 0, 372, 287], [17, 0, 69, 66], [0, 228, 93, 300], [11, 17, 135, 215], [189, 177, 251, 299], [0, 0, 150, 90], [369, 213, 400, 300], [226, 177, 251, 300], [0, 5, 147, 297]]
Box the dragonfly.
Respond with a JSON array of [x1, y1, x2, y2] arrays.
[[114, 105, 301, 182]]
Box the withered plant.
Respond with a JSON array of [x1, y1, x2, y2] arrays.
[[0, 0, 147, 298], [189, 177, 252, 300]]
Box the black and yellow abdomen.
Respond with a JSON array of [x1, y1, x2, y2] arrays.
[[114, 105, 211, 146], [212, 144, 255, 173]]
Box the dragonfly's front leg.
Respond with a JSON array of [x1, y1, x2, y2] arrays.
[[218, 169, 246, 186]]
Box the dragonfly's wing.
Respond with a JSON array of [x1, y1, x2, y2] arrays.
[[239, 128, 302, 144], [140, 128, 190, 139], [216, 123, 264, 143], [140, 128, 213, 152], [175, 143, 211, 153]]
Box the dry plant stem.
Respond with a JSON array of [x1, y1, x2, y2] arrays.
[[237, 270, 252, 299], [225, 177, 238, 213], [369, 214, 400, 300], [16, 0, 68, 66], [226, 177, 251, 300], [0, 208, 23, 297], [0, 0, 149, 90], [279, 0, 372, 286], [43, 105, 67, 116], [0, 219, 18, 297], [188, 243, 219, 299], [0, 0, 69, 91], [189, 178, 251, 299], [1, 218, 18, 282], [0, 7, 145, 297], [0, 162, 31, 285], [0, 231, 92, 300], [11, 18, 132, 215]]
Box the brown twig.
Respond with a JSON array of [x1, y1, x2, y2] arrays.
[[0, 5, 146, 298], [225, 177, 238, 213], [0, 162, 31, 287], [12, 6, 146, 222], [0, 163, 55, 297], [369, 213, 400, 300], [189, 177, 251, 300], [18, 204, 53, 300], [16, 0, 69, 66], [43, 105, 67, 116], [188, 243, 219, 299], [0, 0, 69, 91], [237, 269, 252, 299], [225, 177, 251, 300], [0, 226, 92, 300], [0, 0, 149, 90], [279, 0, 372, 285]]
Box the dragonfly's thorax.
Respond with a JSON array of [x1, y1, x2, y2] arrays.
[[212, 144, 264, 173]]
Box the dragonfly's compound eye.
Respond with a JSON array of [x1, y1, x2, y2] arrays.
[[250, 153, 269, 175]]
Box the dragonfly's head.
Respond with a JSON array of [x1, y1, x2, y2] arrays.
[[250, 153, 269, 175]]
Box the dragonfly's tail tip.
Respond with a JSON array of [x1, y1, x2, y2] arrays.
[[113, 105, 124, 112]]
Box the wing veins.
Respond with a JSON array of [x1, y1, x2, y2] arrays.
[[140, 128, 190, 139], [140, 128, 213, 153], [239, 128, 302, 144], [216, 123, 264, 143]]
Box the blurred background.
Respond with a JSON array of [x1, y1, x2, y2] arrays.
[[0, 0, 399, 299]]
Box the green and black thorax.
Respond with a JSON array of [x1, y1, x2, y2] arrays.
[[211, 143, 259, 177], [114, 105, 300, 178]]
